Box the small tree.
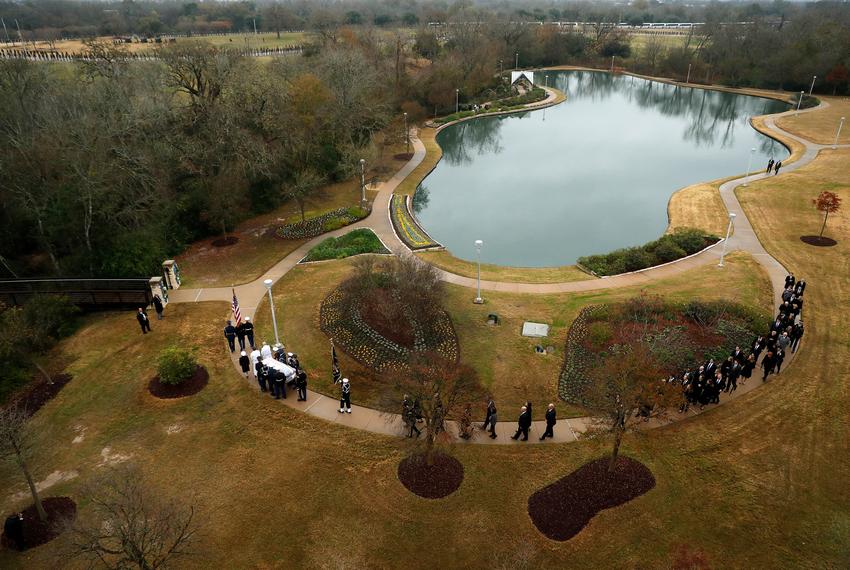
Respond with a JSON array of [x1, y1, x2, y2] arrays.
[[581, 343, 680, 473], [813, 191, 842, 238], [0, 404, 48, 521], [67, 464, 198, 569], [157, 347, 197, 386], [285, 168, 325, 223]]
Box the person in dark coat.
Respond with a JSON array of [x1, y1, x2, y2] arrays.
[[539, 403, 557, 440], [238, 351, 250, 377], [766, 158, 774, 174], [255, 360, 268, 392], [785, 273, 795, 288], [153, 295, 164, 320], [486, 401, 497, 439], [242, 317, 255, 349], [3, 512, 24, 551], [774, 347, 786, 374], [403, 395, 420, 438], [296, 369, 308, 401], [224, 320, 237, 352], [136, 307, 151, 334], [773, 160, 782, 175], [791, 321, 804, 352], [339, 378, 351, 413], [761, 351, 776, 381], [481, 396, 495, 430], [795, 280, 806, 295], [511, 405, 531, 441], [271, 368, 286, 399], [236, 322, 247, 351]]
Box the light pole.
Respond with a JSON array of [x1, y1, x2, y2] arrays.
[[499, 59, 503, 76], [515, 52, 518, 69], [455, 88, 459, 114], [359, 158, 366, 209], [809, 75, 817, 95], [743, 147, 756, 186], [686, 63, 691, 84], [795, 90, 804, 115], [610, 55, 614, 73], [264, 279, 281, 346], [473, 240, 484, 304], [834, 116, 845, 149], [718, 213, 736, 268], [403, 112, 409, 155]]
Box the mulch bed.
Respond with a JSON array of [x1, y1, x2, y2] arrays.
[[397, 452, 464, 499], [10, 374, 73, 418], [211, 236, 239, 247], [1, 497, 77, 551], [148, 365, 209, 399], [394, 152, 414, 161], [360, 287, 415, 348], [528, 456, 655, 541], [800, 235, 837, 247]]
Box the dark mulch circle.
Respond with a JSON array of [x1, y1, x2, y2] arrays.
[[528, 456, 655, 541], [394, 152, 414, 161], [800, 235, 837, 247], [397, 452, 464, 499], [211, 236, 239, 247], [11, 374, 72, 418], [1, 497, 77, 551], [148, 365, 209, 399]]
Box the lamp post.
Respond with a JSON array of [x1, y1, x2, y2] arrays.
[[499, 59, 503, 76], [455, 88, 459, 114], [718, 213, 736, 268], [359, 158, 366, 209], [795, 90, 804, 115], [834, 116, 845, 149], [743, 146, 756, 186], [264, 279, 281, 346], [403, 112, 409, 155], [809, 75, 817, 95], [515, 52, 518, 69], [610, 55, 614, 73], [473, 240, 484, 304], [686, 63, 691, 84]]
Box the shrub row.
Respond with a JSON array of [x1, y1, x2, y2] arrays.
[[434, 88, 549, 124], [276, 207, 369, 240], [577, 227, 718, 276]]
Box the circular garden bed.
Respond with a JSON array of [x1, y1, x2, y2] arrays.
[[1, 497, 77, 551], [528, 456, 655, 541], [800, 235, 837, 247], [397, 452, 464, 499], [148, 365, 209, 399]]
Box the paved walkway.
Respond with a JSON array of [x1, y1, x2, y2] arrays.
[[169, 98, 844, 444]]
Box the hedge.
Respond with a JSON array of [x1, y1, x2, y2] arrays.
[[577, 227, 718, 276]]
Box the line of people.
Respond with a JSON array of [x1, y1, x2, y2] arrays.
[[238, 341, 309, 402], [223, 318, 255, 352], [670, 274, 805, 413], [766, 158, 782, 176]]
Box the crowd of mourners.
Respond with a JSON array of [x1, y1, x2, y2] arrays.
[[667, 274, 806, 414]]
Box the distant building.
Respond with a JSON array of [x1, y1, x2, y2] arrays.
[[510, 71, 535, 94]]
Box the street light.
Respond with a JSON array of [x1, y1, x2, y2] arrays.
[[795, 90, 804, 115], [403, 112, 409, 155], [359, 158, 366, 208], [473, 240, 484, 304], [686, 63, 691, 84], [743, 146, 756, 186], [499, 59, 503, 76], [718, 213, 736, 268], [264, 279, 281, 346], [809, 75, 817, 96], [610, 55, 614, 73], [834, 116, 845, 149], [515, 52, 518, 69], [455, 88, 459, 114]]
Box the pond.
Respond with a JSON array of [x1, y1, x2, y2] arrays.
[[413, 70, 789, 267]]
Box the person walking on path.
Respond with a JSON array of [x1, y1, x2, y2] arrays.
[[481, 397, 496, 431], [242, 317, 255, 349], [511, 405, 531, 441], [339, 378, 352, 413], [774, 160, 782, 175], [236, 321, 247, 351], [224, 320, 237, 353], [761, 350, 777, 381], [255, 360, 268, 393], [272, 368, 287, 400], [153, 295, 164, 320], [403, 395, 420, 438], [539, 403, 557, 440], [296, 369, 308, 401], [766, 158, 774, 174], [791, 322, 804, 353], [136, 307, 151, 334], [486, 401, 498, 439], [239, 351, 250, 377]]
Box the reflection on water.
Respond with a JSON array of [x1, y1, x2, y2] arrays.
[[415, 70, 788, 267]]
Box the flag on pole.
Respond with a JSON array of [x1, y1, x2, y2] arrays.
[[331, 340, 341, 384], [231, 288, 242, 326]]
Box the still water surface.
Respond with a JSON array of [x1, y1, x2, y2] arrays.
[[414, 70, 789, 267]]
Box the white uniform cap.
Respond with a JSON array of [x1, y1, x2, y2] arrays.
[[245, 317, 251, 321], [240, 351, 246, 356], [342, 378, 349, 384]]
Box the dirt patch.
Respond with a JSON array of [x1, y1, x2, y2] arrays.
[[394, 152, 414, 161], [1, 497, 77, 551], [800, 235, 837, 247], [211, 236, 240, 247], [148, 365, 209, 399], [10, 374, 73, 418], [397, 452, 464, 499], [359, 287, 415, 348], [96, 447, 132, 468], [528, 456, 655, 541]]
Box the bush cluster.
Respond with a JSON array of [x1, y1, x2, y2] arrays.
[[277, 207, 368, 240], [157, 347, 197, 386], [303, 229, 389, 262], [577, 228, 717, 276]]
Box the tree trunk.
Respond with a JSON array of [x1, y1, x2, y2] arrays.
[[819, 211, 829, 238], [20, 457, 47, 522], [608, 421, 624, 474], [299, 200, 306, 223], [33, 361, 52, 385]]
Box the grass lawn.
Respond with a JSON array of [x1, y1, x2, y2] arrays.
[[416, 250, 592, 284], [303, 228, 389, 262], [252, 251, 771, 420], [775, 96, 850, 146], [666, 177, 732, 236]]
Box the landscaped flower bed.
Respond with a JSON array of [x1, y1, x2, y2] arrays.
[[302, 229, 389, 262], [558, 296, 767, 405], [276, 206, 369, 240], [433, 88, 549, 125]]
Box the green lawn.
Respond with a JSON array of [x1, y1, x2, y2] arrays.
[[303, 229, 389, 262]]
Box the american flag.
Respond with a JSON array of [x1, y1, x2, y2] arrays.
[[331, 340, 341, 384], [231, 288, 242, 326]]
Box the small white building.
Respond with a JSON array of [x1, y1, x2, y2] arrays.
[[510, 70, 535, 93]]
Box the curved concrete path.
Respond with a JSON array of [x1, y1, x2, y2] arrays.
[[169, 97, 845, 444]]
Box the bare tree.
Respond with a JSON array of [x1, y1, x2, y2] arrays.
[[284, 168, 325, 223], [0, 403, 48, 521], [66, 464, 199, 569], [581, 343, 680, 473]]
